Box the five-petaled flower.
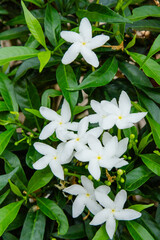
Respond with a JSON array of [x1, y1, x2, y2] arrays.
[[39, 99, 78, 141], [60, 17, 109, 67], [90, 189, 141, 239], [63, 176, 110, 218]]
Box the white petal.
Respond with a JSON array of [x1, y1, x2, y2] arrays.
[[75, 149, 95, 162], [40, 107, 61, 121], [106, 215, 116, 239], [34, 142, 56, 156], [101, 115, 116, 130], [57, 142, 73, 164], [102, 101, 120, 115], [116, 118, 133, 129], [95, 191, 114, 208], [116, 138, 128, 157], [114, 190, 127, 210], [75, 142, 88, 152], [63, 185, 86, 195], [81, 176, 94, 193], [90, 209, 109, 225], [72, 194, 86, 218], [119, 91, 131, 116], [81, 46, 99, 67], [55, 128, 70, 142], [78, 117, 89, 136], [62, 140, 75, 160], [102, 132, 112, 146], [114, 209, 141, 221], [60, 31, 82, 43], [111, 98, 118, 107], [88, 136, 102, 153], [88, 35, 109, 49], [86, 198, 103, 215], [104, 137, 117, 157], [88, 160, 101, 180], [49, 160, 64, 180], [95, 185, 111, 195], [87, 127, 103, 139], [127, 112, 147, 123], [88, 114, 100, 123], [61, 42, 81, 64], [79, 17, 92, 42], [114, 159, 128, 168], [91, 100, 102, 114], [33, 155, 51, 170], [66, 122, 79, 131], [39, 121, 56, 140], [61, 99, 71, 122]]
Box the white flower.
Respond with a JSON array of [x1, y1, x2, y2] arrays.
[[39, 99, 78, 141], [61, 117, 103, 161], [63, 176, 110, 218], [60, 17, 109, 67], [90, 91, 147, 130], [33, 142, 72, 180], [75, 134, 128, 180], [90, 190, 141, 239]]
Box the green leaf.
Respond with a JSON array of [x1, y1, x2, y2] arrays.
[[125, 34, 136, 50], [19, 209, 46, 240], [0, 47, 39, 66], [128, 52, 160, 85], [53, 223, 86, 239], [77, 3, 131, 23], [126, 221, 155, 240], [24, 0, 44, 8], [140, 34, 160, 68], [21, 1, 47, 49], [129, 204, 154, 212], [41, 89, 61, 107], [93, 224, 109, 240], [25, 34, 40, 49], [126, 20, 160, 32], [44, 4, 61, 46], [38, 50, 51, 72], [2, 232, 18, 240], [37, 197, 69, 235], [27, 168, 53, 194], [56, 64, 78, 113], [128, 6, 160, 21], [138, 132, 152, 153], [0, 168, 18, 191], [148, 117, 160, 149], [24, 108, 43, 118], [141, 154, 160, 176], [0, 73, 18, 112], [0, 26, 29, 40], [0, 102, 8, 112], [8, 179, 24, 198], [26, 145, 42, 169], [126, 165, 152, 191], [0, 190, 10, 205], [0, 200, 24, 236], [0, 128, 16, 155], [70, 57, 118, 90], [73, 105, 91, 115]]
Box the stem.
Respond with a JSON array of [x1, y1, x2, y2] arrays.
[[92, 66, 95, 72], [17, 122, 39, 136], [118, 128, 121, 141], [115, 0, 124, 12], [65, 172, 81, 179]]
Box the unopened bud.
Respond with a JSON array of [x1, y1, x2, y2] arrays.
[[88, 175, 93, 180], [130, 134, 135, 140], [105, 181, 111, 186], [120, 178, 125, 183], [117, 169, 123, 176]]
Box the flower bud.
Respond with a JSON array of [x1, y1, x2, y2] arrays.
[[117, 169, 123, 176], [130, 134, 135, 140]]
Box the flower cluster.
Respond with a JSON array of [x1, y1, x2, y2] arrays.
[[33, 90, 146, 238]]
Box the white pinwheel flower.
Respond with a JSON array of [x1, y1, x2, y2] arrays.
[[61, 117, 103, 162], [90, 190, 141, 239], [63, 175, 110, 218], [100, 91, 147, 129], [39, 99, 78, 141], [75, 134, 128, 180], [33, 142, 72, 180], [60, 17, 109, 67]]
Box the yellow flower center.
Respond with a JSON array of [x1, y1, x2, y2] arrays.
[[82, 42, 86, 45], [76, 138, 80, 141], [97, 155, 102, 160], [118, 116, 122, 119], [59, 121, 63, 125], [53, 156, 57, 160], [111, 209, 115, 213], [86, 193, 90, 197]]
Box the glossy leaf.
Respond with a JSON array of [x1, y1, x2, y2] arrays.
[[24, 0, 44, 8], [0, 73, 18, 112], [148, 117, 160, 149], [126, 221, 154, 240], [0, 47, 39, 66], [21, 1, 47, 49], [41, 89, 61, 107], [53, 223, 86, 239], [141, 154, 160, 176], [0, 190, 10, 205], [125, 34, 136, 50], [138, 132, 152, 153], [44, 4, 61, 46], [0, 200, 24, 236], [38, 50, 51, 72], [126, 165, 152, 191], [0, 168, 18, 191], [129, 6, 160, 21], [24, 108, 43, 118], [92, 225, 109, 240], [37, 197, 69, 235], [70, 57, 118, 90], [126, 20, 160, 32], [27, 168, 53, 194], [56, 64, 78, 113], [0, 26, 29, 40], [0, 128, 16, 155], [8, 180, 24, 198], [73, 105, 91, 115], [19, 210, 46, 240], [2, 232, 18, 240], [0, 102, 8, 112], [77, 3, 131, 23], [129, 204, 154, 212]]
